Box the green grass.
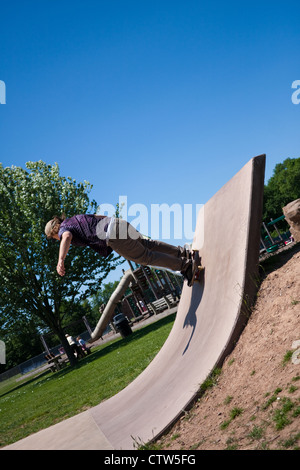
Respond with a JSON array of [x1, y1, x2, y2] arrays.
[[220, 406, 244, 430], [282, 350, 293, 367], [199, 368, 221, 393], [273, 397, 294, 430], [0, 313, 175, 448]]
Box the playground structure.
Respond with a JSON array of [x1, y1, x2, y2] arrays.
[[119, 265, 183, 318], [90, 265, 182, 342], [260, 215, 292, 255], [4, 154, 266, 450]]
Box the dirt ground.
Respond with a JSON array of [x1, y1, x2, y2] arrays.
[[156, 243, 300, 451]]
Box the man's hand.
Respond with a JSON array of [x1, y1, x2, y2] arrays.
[[56, 231, 72, 276], [57, 259, 65, 276]]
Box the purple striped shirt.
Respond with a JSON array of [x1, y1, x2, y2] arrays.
[[58, 214, 113, 258]]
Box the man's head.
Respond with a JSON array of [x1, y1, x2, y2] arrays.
[[45, 214, 66, 240]]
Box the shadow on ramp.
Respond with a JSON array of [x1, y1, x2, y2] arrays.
[[182, 272, 205, 355]]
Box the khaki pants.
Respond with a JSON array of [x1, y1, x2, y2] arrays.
[[107, 219, 190, 273]]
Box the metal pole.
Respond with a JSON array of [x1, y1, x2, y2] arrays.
[[263, 221, 274, 244], [82, 316, 93, 336], [40, 335, 50, 356], [141, 266, 159, 300], [260, 237, 267, 250], [270, 218, 283, 241]]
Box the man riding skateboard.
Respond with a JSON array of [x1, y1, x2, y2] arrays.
[[45, 214, 203, 286]]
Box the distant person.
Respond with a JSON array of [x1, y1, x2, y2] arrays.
[[45, 214, 197, 285], [138, 300, 147, 312], [77, 336, 91, 355], [65, 334, 84, 359]]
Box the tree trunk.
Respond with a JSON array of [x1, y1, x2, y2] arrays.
[[55, 327, 77, 367]]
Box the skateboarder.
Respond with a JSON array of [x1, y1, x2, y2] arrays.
[[45, 214, 198, 285]]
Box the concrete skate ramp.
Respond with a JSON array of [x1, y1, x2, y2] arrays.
[[4, 155, 265, 450]]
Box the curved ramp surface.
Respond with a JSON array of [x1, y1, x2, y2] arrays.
[[4, 155, 265, 450]]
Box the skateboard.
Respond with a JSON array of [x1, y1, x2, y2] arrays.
[[190, 250, 204, 286]]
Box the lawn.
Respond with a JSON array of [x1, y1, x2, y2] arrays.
[[0, 313, 175, 448]]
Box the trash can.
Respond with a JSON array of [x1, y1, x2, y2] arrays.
[[113, 313, 132, 338]]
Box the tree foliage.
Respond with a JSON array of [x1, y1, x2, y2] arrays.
[[263, 157, 300, 221], [0, 161, 122, 367]]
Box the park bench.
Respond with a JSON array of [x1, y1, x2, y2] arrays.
[[46, 354, 69, 372], [147, 294, 178, 315]]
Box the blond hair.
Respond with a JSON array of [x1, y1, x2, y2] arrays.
[[45, 214, 66, 239]]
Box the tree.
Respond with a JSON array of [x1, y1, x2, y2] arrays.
[[263, 157, 300, 222], [1, 315, 42, 370], [0, 161, 122, 367]]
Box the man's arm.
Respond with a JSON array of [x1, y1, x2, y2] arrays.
[[57, 231, 73, 276]]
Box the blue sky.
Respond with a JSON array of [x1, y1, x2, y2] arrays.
[[1, 1, 300, 282]]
